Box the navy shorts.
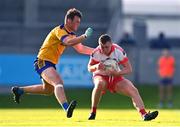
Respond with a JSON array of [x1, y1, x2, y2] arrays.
[[160, 78, 173, 85], [34, 58, 56, 76]]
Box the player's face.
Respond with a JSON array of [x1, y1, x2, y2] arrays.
[[70, 16, 81, 31], [100, 41, 112, 55]]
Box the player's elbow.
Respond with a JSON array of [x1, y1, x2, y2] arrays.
[[124, 66, 132, 74], [87, 67, 92, 72], [88, 68, 91, 72], [64, 39, 78, 46], [128, 67, 133, 74], [87, 66, 93, 73], [65, 42, 76, 46], [126, 62, 133, 74]]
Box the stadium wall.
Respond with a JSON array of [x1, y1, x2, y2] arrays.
[[0, 54, 93, 88], [0, 50, 180, 87]]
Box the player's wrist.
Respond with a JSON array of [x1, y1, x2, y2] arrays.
[[83, 34, 87, 39]]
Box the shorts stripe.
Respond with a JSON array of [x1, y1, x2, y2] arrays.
[[34, 58, 56, 75]]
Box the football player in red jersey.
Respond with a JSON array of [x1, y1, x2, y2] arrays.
[[88, 34, 158, 121]]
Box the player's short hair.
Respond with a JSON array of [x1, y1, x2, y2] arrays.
[[65, 8, 82, 22], [99, 34, 112, 45]]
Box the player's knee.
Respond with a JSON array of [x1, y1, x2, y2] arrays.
[[45, 90, 54, 95], [54, 84, 64, 89], [43, 87, 54, 95], [52, 80, 64, 86], [42, 84, 54, 95]]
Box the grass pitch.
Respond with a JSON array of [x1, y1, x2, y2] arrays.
[[0, 86, 180, 126], [0, 109, 179, 127]]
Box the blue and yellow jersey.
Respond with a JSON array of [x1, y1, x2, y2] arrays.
[[37, 24, 76, 64]]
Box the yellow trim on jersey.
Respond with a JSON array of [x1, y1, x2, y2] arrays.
[[37, 24, 76, 64]]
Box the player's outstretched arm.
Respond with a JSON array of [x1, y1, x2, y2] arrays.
[[73, 43, 94, 55], [63, 27, 93, 46]]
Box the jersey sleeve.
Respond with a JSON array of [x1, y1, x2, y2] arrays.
[[89, 50, 100, 65], [54, 27, 69, 45], [117, 49, 128, 64]]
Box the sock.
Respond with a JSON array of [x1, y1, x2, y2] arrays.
[[91, 107, 97, 114], [18, 88, 24, 95], [61, 102, 69, 111], [139, 109, 147, 116]]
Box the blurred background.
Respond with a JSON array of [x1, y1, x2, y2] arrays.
[[0, 0, 180, 109]]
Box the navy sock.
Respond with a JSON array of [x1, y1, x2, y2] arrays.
[[18, 88, 24, 95], [62, 102, 69, 111]]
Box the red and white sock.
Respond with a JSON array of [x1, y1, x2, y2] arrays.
[[91, 107, 97, 114], [139, 109, 147, 116]]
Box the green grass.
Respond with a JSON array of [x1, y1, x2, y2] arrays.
[[0, 109, 180, 126], [0, 85, 180, 126], [0, 85, 180, 109]]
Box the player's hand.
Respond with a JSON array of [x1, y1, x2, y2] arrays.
[[84, 27, 93, 38], [105, 69, 119, 76], [96, 62, 105, 70]]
